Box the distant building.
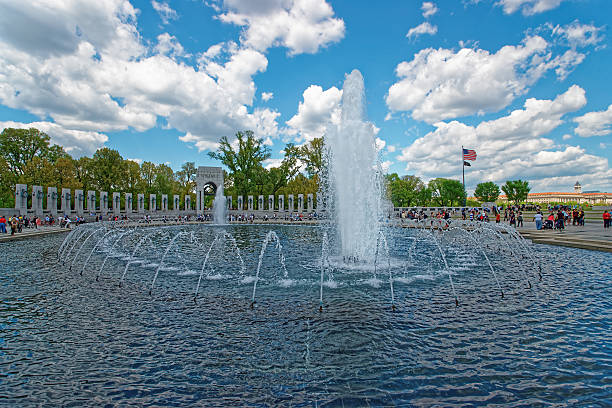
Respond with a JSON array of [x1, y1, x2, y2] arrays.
[[498, 181, 612, 205]]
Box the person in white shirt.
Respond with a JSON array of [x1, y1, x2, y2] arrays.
[[533, 211, 543, 230]]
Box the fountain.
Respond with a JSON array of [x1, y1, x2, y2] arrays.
[[212, 183, 227, 225], [322, 69, 383, 263], [54, 71, 549, 310]]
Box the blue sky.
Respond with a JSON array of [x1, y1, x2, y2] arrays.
[[0, 0, 610, 193]]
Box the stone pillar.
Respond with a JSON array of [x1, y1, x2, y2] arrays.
[[298, 194, 304, 213], [61, 188, 71, 215], [75, 189, 84, 216], [247, 195, 253, 211], [149, 194, 156, 212], [184, 195, 191, 211], [237, 196, 243, 211], [47, 187, 58, 216], [307, 193, 313, 212], [15, 184, 28, 213], [316, 192, 320, 211], [268, 195, 274, 211], [112, 192, 121, 216], [161, 194, 168, 212], [32, 185, 43, 216], [137, 194, 145, 213], [100, 192, 108, 215], [196, 188, 202, 213], [173, 195, 180, 211], [258, 195, 264, 211], [288, 194, 294, 212], [278, 195, 284, 212], [125, 193, 133, 214], [87, 191, 96, 213], [227, 196, 232, 210]]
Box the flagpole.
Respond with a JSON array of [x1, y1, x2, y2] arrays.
[[462, 145, 466, 207]]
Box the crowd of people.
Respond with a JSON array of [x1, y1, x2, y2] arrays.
[[2, 205, 609, 236], [394, 204, 610, 231], [0, 213, 87, 236]]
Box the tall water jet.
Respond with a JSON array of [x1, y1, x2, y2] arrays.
[[323, 69, 383, 262], [212, 184, 227, 225]]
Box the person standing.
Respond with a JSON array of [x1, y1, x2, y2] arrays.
[[0, 215, 6, 233], [556, 210, 565, 231], [533, 211, 543, 230], [603, 210, 611, 229], [509, 211, 516, 227], [10, 215, 18, 235], [517, 211, 523, 227]]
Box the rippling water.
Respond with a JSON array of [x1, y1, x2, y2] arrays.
[[1, 224, 610, 406]]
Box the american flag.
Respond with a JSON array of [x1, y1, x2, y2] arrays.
[[463, 148, 477, 161]]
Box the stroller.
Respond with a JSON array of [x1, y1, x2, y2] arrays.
[[543, 219, 554, 230]]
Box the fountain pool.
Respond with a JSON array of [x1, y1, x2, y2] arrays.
[[1, 223, 610, 406]]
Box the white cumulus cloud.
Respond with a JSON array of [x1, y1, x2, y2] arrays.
[[151, 0, 178, 24], [0, 0, 281, 154], [261, 92, 274, 101], [387, 35, 587, 123], [154, 33, 185, 57], [285, 84, 342, 142], [551, 20, 606, 48], [407, 22, 438, 39], [421, 2, 438, 18], [574, 104, 612, 137], [214, 0, 345, 55], [381, 160, 393, 172], [497, 0, 567, 16]]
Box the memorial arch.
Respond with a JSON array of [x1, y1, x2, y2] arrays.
[[195, 166, 224, 213]]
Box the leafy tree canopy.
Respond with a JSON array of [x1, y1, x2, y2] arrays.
[[474, 181, 501, 203], [501, 180, 531, 205]]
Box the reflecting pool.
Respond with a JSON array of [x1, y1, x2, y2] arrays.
[[1, 224, 610, 406]]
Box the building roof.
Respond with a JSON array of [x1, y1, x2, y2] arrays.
[[498, 191, 610, 199]]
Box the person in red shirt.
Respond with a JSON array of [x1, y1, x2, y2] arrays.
[[0, 216, 6, 234], [603, 210, 611, 229]]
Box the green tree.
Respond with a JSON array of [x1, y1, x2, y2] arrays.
[[0, 157, 14, 207], [53, 157, 81, 190], [474, 181, 501, 203], [123, 160, 142, 194], [140, 161, 156, 193], [428, 178, 466, 207], [89, 148, 125, 193], [208, 130, 271, 197], [74, 157, 94, 192], [299, 137, 324, 178], [153, 163, 176, 196], [501, 179, 531, 205], [0, 128, 53, 177], [176, 162, 197, 195], [20, 157, 56, 188], [385, 174, 430, 207], [261, 143, 303, 195], [416, 186, 433, 206], [279, 173, 318, 198]]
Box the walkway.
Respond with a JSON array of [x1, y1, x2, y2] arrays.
[[0, 226, 70, 242], [517, 221, 612, 253]]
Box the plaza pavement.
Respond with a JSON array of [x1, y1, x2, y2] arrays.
[[517, 220, 612, 253], [0, 225, 70, 242]]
